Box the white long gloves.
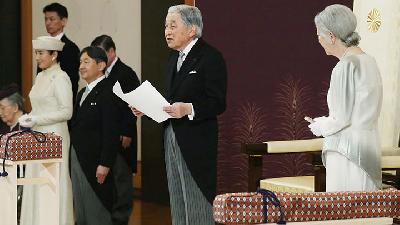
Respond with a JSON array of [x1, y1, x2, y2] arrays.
[[307, 116, 327, 137], [18, 114, 37, 128], [308, 122, 322, 137]]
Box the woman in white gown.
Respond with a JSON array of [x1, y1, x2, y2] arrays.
[[309, 4, 383, 192], [19, 36, 74, 225]]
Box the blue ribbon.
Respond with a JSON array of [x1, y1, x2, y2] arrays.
[[1, 128, 46, 177], [257, 188, 286, 224]]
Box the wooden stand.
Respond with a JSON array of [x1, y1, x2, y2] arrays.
[[0, 158, 61, 225]]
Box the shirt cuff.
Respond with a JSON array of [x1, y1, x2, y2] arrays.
[[187, 103, 195, 120]]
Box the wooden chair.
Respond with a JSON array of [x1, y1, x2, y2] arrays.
[[243, 139, 400, 192]]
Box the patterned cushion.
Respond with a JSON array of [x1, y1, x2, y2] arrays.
[[213, 189, 400, 224], [0, 130, 62, 161]]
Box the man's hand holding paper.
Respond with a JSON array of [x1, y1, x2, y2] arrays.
[[131, 107, 144, 117], [163, 102, 192, 119], [113, 81, 171, 123]]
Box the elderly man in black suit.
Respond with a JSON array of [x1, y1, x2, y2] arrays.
[[133, 4, 227, 225], [41, 2, 80, 104], [70, 46, 121, 225], [91, 35, 140, 225]]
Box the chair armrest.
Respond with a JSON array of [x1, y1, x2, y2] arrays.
[[266, 138, 323, 153], [242, 138, 324, 192], [241, 138, 324, 155]]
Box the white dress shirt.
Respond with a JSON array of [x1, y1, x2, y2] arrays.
[[105, 57, 118, 78], [52, 32, 64, 40]]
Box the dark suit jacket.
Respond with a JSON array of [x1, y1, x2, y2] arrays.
[[0, 120, 9, 135], [70, 78, 120, 211], [37, 34, 80, 104], [166, 38, 227, 203], [104, 58, 140, 172], [0, 122, 24, 134]]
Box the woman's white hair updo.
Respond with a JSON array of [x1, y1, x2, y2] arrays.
[[314, 4, 361, 47]]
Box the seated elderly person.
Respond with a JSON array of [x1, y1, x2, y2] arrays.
[[0, 83, 25, 134], [0, 83, 25, 217]]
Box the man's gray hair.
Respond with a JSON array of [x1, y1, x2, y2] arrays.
[[168, 5, 203, 38], [5, 93, 25, 112], [314, 4, 360, 47]]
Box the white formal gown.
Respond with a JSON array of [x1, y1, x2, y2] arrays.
[[316, 53, 383, 191], [20, 63, 74, 225]]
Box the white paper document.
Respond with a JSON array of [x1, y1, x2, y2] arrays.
[[113, 81, 171, 123]]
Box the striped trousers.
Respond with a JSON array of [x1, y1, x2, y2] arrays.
[[164, 125, 214, 225], [70, 146, 113, 225]]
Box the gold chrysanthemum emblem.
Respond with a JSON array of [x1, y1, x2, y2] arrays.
[[367, 8, 381, 33]]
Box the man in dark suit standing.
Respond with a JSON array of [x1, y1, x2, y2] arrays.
[[133, 5, 227, 225], [91, 34, 140, 174], [42, 2, 80, 104], [91, 35, 139, 225], [70, 46, 120, 225]]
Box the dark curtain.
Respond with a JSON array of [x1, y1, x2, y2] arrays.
[[196, 0, 353, 194], [141, 0, 184, 204]]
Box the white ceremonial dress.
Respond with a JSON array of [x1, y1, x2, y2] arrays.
[[20, 63, 74, 225], [316, 53, 383, 191]]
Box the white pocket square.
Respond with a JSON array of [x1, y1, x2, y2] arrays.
[[189, 70, 197, 74]]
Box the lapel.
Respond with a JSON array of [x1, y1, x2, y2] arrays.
[[75, 89, 84, 110], [107, 58, 121, 81], [169, 38, 204, 96], [166, 53, 178, 97], [72, 89, 84, 125], [81, 80, 104, 108], [73, 79, 106, 123], [60, 34, 68, 44]]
